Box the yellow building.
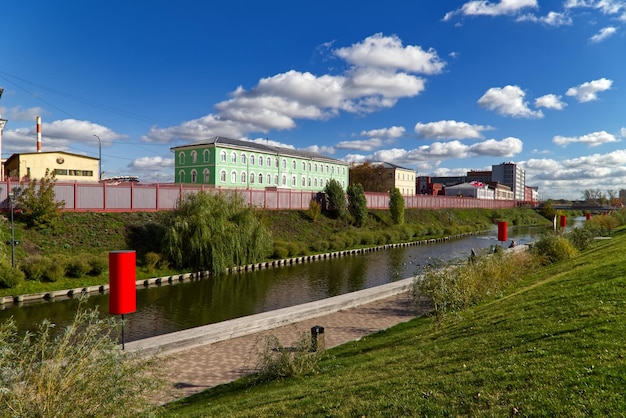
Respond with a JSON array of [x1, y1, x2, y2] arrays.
[[4, 151, 99, 182], [375, 162, 416, 195]]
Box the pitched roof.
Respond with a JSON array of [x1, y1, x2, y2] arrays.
[[172, 136, 348, 164]]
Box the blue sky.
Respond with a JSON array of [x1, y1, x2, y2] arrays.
[[1, 0, 625, 199]]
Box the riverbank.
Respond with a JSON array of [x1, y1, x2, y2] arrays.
[[0, 231, 483, 307], [163, 230, 626, 416], [0, 207, 549, 299]]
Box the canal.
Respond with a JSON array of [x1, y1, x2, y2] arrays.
[[0, 226, 546, 342]]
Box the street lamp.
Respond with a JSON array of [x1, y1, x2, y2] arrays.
[[93, 134, 102, 180], [7, 189, 19, 268]]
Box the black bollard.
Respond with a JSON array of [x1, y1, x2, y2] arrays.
[[310, 325, 325, 352]]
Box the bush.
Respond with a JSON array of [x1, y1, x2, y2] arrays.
[[144, 251, 161, 273], [531, 233, 578, 264], [21, 255, 50, 281], [308, 199, 322, 221], [251, 331, 324, 384], [347, 183, 368, 227], [65, 255, 91, 278], [272, 241, 290, 259], [0, 261, 24, 289], [414, 251, 538, 317], [86, 254, 107, 276], [565, 227, 595, 251], [389, 188, 405, 225], [324, 179, 347, 219], [0, 300, 164, 417]]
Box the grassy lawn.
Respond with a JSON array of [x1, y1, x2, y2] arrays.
[[163, 230, 626, 416]]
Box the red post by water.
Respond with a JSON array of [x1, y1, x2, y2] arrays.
[[559, 215, 567, 228], [109, 250, 136, 315], [497, 221, 507, 242], [586, 213, 591, 220]]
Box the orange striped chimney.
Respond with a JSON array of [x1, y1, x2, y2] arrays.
[[36, 116, 42, 152]]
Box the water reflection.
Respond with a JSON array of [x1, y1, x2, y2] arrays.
[[0, 226, 546, 341]]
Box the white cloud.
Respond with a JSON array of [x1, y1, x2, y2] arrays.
[[590, 26, 617, 42], [516, 11, 573, 26], [621, 127, 626, 137], [414, 120, 493, 139], [334, 33, 446, 75], [142, 34, 444, 143], [129, 156, 174, 170], [0, 106, 46, 121], [336, 138, 384, 151], [303, 144, 335, 155], [444, 0, 538, 20], [535, 94, 567, 110], [565, 0, 626, 15], [468, 136, 523, 156], [478, 85, 543, 118], [553, 130, 619, 147], [565, 78, 613, 102], [359, 126, 405, 139]]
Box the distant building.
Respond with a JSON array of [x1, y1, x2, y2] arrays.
[[4, 151, 99, 182], [171, 136, 349, 191], [466, 170, 492, 183], [491, 162, 525, 201], [371, 162, 415, 195], [444, 181, 495, 199]]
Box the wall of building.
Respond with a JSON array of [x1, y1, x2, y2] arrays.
[[174, 145, 349, 191], [5, 152, 98, 182]]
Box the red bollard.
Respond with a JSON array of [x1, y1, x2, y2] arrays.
[[498, 221, 507, 242]]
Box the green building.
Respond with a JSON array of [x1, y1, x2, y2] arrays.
[[171, 136, 349, 191]]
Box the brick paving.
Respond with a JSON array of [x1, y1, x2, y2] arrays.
[[157, 291, 424, 404]]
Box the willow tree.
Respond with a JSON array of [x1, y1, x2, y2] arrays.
[[162, 192, 272, 275]]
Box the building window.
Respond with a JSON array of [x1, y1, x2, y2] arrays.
[[342, 167, 345, 175], [241, 171, 247, 183], [203, 149, 210, 163], [258, 173, 263, 184], [314, 178, 318, 187], [314, 163, 318, 172], [178, 170, 185, 182], [203, 168, 210, 183], [191, 169, 197, 183], [302, 161, 306, 170], [292, 160, 296, 169], [250, 172, 255, 184], [308, 162, 311, 171], [250, 154, 255, 165], [267, 174, 271, 184], [220, 170, 226, 182], [269, 157, 274, 167], [178, 152, 185, 165], [282, 174, 287, 186], [301, 176, 306, 187], [241, 153, 247, 165], [231, 171, 237, 183], [221, 151, 227, 162], [282, 158, 287, 169], [231, 152, 237, 163], [259, 156, 263, 166], [274, 174, 278, 185], [308, 177, 311, 187], [191, 150, 197, 164]]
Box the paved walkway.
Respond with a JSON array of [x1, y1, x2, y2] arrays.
[[155, 290, 427, 404]]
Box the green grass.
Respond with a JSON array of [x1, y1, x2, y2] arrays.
[[163, 230, 626, 417]]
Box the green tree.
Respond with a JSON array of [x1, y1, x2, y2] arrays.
[[324, 178, 347, 219], [0, 300, 163, 417], [347, 183, 368, 227], [15, 169, 65, 230], [389, 187, 405, 225], [162, 191, 273, 275]]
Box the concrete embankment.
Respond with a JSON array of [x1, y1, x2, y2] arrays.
[[124, 276, 415, 357]]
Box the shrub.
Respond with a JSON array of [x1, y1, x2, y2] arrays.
[[531, 233, 578, 264], [324, 179, 347, 219], [15, 169, 65, 230], [272, 241, 290, 259], [347, 183, 368, 227], [0, 299, 164, 417], [251, 331, 324, 384], [65, 255, 91, 278], [21, 255, 50, 281], [0, 261, 24, 289], [308, 199, 322, 221], [86, 254, 107, 276], [565, 227, 595, 251], [144, 251, 161, 273]]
